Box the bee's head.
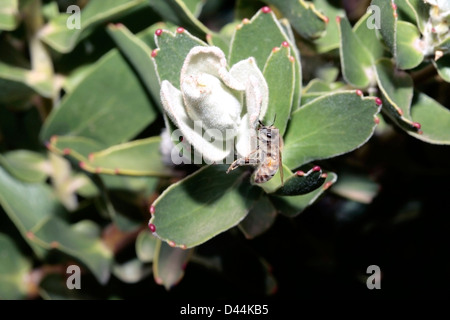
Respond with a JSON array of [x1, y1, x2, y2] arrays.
[[258, 122, 277, 140], [258, 114, 276, 129]]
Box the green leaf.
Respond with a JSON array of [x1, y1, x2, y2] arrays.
[[265, 0, 327, 39], [39, 0, 146, 53], [47, 136, 106, 161], [149, 0, 210, 36], [271, 172, 337, 217], [112, 258, 151, 283], [206, 32, 230, 55], [375, 58, 413, 114], [71, 220, 101, 239], [38, 274, 87, 300], [271, 166, 326, 196], [107, 23, 162, 110], [303, 79, 346, 93], [101, 175, 159, 194], [395, 0, 418, 24], [136, 229, 158, 263], [238, 193, 277, 239], [313, 0, 346, 53], [331, 172, 380, 204], [434, 54, 450, 82], [40, 49, 157, 146], [262, 44, 295, 135], [229, 8, 294, 71], [149, 165, 256, 248], [405, 0, 429, 33], [0, 150, 48, 183], [63, 64, 96, 94], [152, 28, 206, 88], [283, 91, 381, 170], [277, 19, 302, 111], [153, 239, 192, 290], [256, 164, 326, 196], [0, 0, 19, 31], [301, 92, 323, 106], [0, 167, 112, 283], [354, 12, 385, 61], [32, 217, 112, 284], [0, 166, 61, 258], [0, 61, 53, 99], [42, 1, 60, 21], [396, 21, 424, 69], [228, 8, 302, 110], [438, 37, 450, 51], [0, 233, 31, 299], [371, 0, 397, 57], [301, 80, 347, 105], [337, 15, 375, 88], [374, 58, 419, 132], [408, 92, 450, 144], [84, 137, 172, 177]]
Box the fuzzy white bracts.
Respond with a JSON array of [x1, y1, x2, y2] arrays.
[[160, 46, 268, 162]]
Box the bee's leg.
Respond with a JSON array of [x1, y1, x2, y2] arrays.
[[226, 151, 259, 174]]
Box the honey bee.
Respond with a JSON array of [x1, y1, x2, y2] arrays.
[[226, 120, 283, 185]]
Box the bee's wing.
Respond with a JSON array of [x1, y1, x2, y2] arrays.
[[279, 134, 284, 186]]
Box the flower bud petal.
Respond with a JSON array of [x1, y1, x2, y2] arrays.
[[181, 73, 242, 139], [160, 80, 232, 162], [230, 57, 269, 127]]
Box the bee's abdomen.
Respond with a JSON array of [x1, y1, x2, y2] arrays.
[[253, 169, 275, 184]]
